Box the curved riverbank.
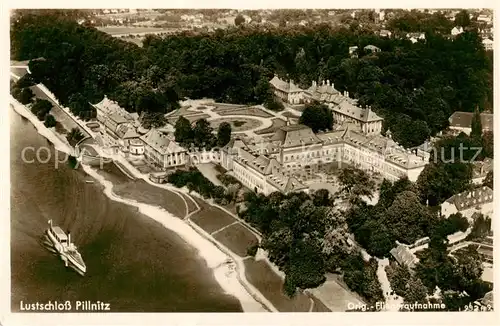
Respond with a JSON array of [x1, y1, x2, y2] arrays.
[[83, 163, 271, 312], [10, 95, 271, 312]]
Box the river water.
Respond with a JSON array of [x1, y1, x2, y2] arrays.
[[10, 110, 242, 312]]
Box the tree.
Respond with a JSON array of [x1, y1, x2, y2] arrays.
[[299, 103, 333, 132], [468, 214, 491, 240], [417, 162, 472, 206], [142, 112, 167, 129], [482, 131, 493, 158], [193, 119, 214, 149], [454, 10, 471, 28], [246, 241, 259, 257], [482, 171, 493, 189], [13, 87, 34, 105], [174, 116, 193, 147], [234, 14, 245, 26], [66, 128, 85, 145], [264, 96, 285, 112], [15, 74, 35, 88], [448, 213, 469, 232], [403, 277, 429, 306], [470, 107, 482, 141], [31, 99, 53, 120], [217, 122, 232, 147], [43, 114, 57, 127], [338, 167, 375, 201], [313, 189, 332, 207], [387, 263, 412, 296]]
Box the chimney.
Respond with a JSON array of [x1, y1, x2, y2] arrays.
[[327, 80, 330, 86], [67, 231, 71, 245]]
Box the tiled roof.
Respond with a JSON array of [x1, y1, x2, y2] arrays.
[[390, 244, 418, 268], [139, 129, 185, 155], [334, 100, 383, 123], [108, 113, 128, 125], [92, 95, 134, 121], [269, 76, 303, 93], [445, 186, 493, 211], [449, 112, 493, 131], [115, 124, 140, 139], [271, 125, 322, 148]]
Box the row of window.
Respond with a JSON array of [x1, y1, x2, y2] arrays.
[[284, 148, 341, 162]]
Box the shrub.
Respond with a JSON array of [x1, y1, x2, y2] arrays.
[[246, 242, 259, 257]]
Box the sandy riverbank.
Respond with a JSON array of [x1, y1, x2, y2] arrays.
[[9, 92, 272, 312]]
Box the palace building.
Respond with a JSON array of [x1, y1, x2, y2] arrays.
[[91, 96, 141, 151], [220, 124, 429, 195], [269, 76, 384, 136], [140, 128, 188, 169]]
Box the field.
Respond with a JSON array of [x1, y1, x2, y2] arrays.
[[97, 26, 166, 35], [190, 206, 237, 234], [212, 223, 259, 257]]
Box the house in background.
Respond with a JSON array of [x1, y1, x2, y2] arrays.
[[349, 46, 359, 58], [451, 26, 464, 36], [482, 38, 494, 51], [472, 158, 493, 185], [448, 111, 493, 136], [363, 44, 381, 53], [440, 186, 493, 220], [390, 242, 419, 269]]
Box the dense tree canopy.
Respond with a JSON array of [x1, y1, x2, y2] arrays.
[[346, 177, 443, 257], [239, 190, 379, 298], [11, 12, 492, 148], [298, 103, 333, 132], [216, 122, 232, 147]]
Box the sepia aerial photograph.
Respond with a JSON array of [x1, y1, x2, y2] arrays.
[[7, 5, 495, 318]]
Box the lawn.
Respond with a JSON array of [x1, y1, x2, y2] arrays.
[[28, 85, 89, 138], [190, 206, 237, 234], [212, 223, 259, 257], [210, 117, 262, 132], [167, 114, 211, 125], [255, 118, 287, 135], [113, 180, 187, 218], [243, 259, 312, 312], [166, 106, 198, 118], [180, 193, 198, 215], [214, 106, 273, 118]]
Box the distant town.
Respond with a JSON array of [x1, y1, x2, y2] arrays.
[[10, 8, 493, 313]]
